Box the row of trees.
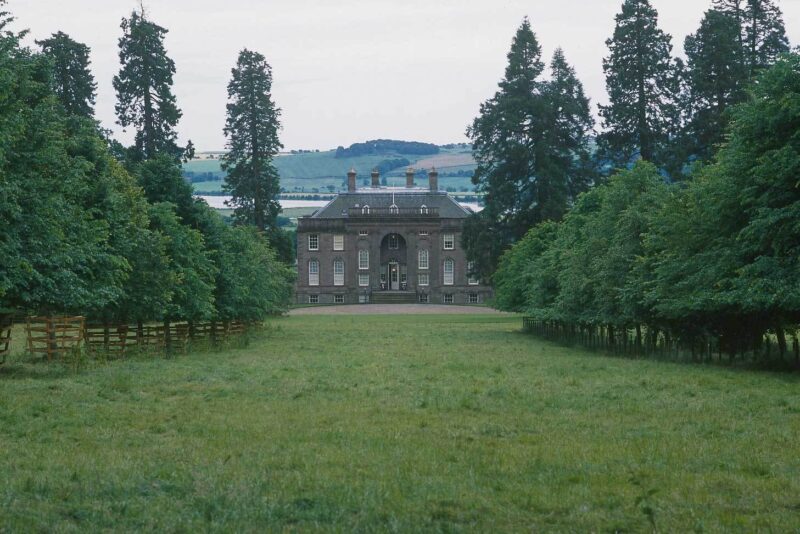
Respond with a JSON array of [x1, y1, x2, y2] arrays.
[[467, 0, 792, 274], [0, 3, 293, 326], [493, 52, 800, 362]]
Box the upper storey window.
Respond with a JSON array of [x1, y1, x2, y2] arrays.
[[390, 204, 399, 214], [362, 205, 370, 214], [443, 234, 455, 250], [333, 234, 344, 251], [420, 205, 428, 214], [388, 234, 399, 250], [308, 234, 319, 251]]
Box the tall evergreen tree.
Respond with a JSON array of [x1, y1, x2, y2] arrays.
[[598, 0, 680, 172], [465, 19, 549, 274], [222, 49, 282, 233], [113, 9, 182, 161], [541, 48, 595, 205], [683, 9, 748, 162], [713, 0, 789, 76], [36, 31, 96, 118]]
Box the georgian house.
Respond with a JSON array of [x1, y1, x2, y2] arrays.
[[295, 167, 492, 305]]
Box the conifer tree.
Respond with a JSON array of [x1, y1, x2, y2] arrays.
[[713, 0, 789, 76], [36, 31, 96, 118], [465, 18, 548, 273], [598, 0, 680, 172], [541, 48, 595, 205], [113, 9, 182, 161], [222, 49, 282, 233], [683, 9, 748, 162]]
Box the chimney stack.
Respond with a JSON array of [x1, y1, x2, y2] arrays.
[[428, 167, 438, 192], [347, 168, 357, 192], [405, 167, 415, 188], [371, 168, 380, 188]]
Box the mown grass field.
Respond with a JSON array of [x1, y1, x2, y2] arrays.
[[1, 313, 798, 531]]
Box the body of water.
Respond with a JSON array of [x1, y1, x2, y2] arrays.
[[197, 196, 482, 213]]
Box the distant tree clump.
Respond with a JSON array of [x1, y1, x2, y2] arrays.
[[334, 139, 439, 158]]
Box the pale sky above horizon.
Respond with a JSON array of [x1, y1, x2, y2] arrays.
[[8, 0, 800, 151]]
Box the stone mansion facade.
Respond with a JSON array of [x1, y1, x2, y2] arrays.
[[295, 167, 493, 305]]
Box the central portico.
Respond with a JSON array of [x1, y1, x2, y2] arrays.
[[295, 167, 493, 305]]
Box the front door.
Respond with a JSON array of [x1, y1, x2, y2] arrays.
[[389, 262, 399, 290]]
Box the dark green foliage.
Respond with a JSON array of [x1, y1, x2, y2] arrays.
[[36, 31, 96, 118], [466, 19, 594, 275], [222, 49, 282, 232], [712, 0, 789, 76], [113, 9, 182, 161], [1, 2, 293, 325], [598, 0, 680, 172], [682, 9, 748, 163], [498, 53, 800, 362]]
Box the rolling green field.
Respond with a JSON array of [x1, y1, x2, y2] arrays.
[[1, 313, 798, 531]]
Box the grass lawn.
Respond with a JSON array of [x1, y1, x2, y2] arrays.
[[1, 314, 798, 531]]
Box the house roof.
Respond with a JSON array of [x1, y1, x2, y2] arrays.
[[310, 188, 472, 219]]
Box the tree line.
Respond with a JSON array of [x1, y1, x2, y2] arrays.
[[471, 0, 798, 364], [492, 49, 799, 364], [0, 2, 293, 328], [467, 0, 792, 274]]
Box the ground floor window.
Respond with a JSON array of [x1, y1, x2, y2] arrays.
[[308, 294, 319, 304], [418, 293, 429, 304], [334, 295, 345, 304], [468, 293, 479, 304], [443, 294, 453, 304], [359, 273, 369, 287], [309, 259, 319, 286], [443, 259, 454, 285], [418, 273, 429, 286]]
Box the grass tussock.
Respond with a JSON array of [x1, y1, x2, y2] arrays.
[[0, 314, 798, 531]]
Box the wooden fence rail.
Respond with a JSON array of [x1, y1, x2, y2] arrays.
[[0, 315, 12, 364], [26, 316, 85, 361]]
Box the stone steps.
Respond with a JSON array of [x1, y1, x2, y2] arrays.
[[371, 292, 417, 304]]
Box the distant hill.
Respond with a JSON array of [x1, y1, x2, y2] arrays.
[[184, 142, 477, 195]]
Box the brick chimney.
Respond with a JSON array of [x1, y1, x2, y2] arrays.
[[405, 167, 415, 188], [371, 168, 380, 188], [428, 167, 438, 192], [347, 168, 356, 192]]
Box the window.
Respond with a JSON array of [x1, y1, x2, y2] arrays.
[[390, 204, 399, 214], [359, 273, 369, 287], [418, 293, 429, 304], [443, 234, 454, 250], [418, 273, 429, 286], [418, 249, 429, 270], [420, 205, 428, 214], [443, 294, 453, 304], [359, 249, 369, 270], [443, 259, 454, 285], [419, 230, 429, 236], [334, 295, 345, 304], [333, 259, 344, 286], [308, 234, 319, 251], [308, 294, 319, 304], [333, 234, 344, 251], [308, 260, 319, 286], [362, 205, 370, 214], [468, 261, 479, 285], [388, 234, 399, 250], [468, 293, 479, 304], [359, 230, 369, 236]]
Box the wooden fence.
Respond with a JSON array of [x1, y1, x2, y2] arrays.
[[522, 317, 800, 365], [0, 315, 12, 364], [25, 316, 85, 361]]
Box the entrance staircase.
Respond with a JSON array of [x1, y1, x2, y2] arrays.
[[371, 291, 417, 304]]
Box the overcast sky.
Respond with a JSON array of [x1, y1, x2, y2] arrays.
[[9, 0, 800, 151]]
